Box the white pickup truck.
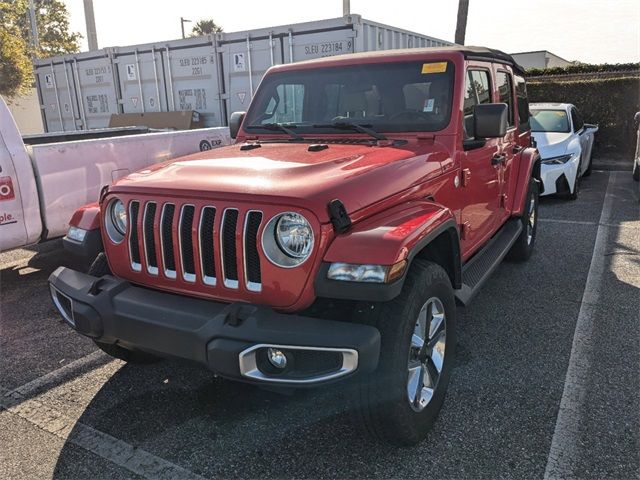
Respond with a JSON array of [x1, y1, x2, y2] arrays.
[[0, 96, 230, 253]]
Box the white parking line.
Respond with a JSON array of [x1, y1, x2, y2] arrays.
[[0, 386, 207, 480], [543, 172, 616, 479], [538, 218, 639, 230], [6, 350, 108, 398]]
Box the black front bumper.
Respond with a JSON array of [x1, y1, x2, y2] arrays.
[[48, 267, 380, 386]]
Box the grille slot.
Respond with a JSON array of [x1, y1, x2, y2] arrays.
[[143, 202, 158, 275], [160, 203, 176, 278], [128, 201, 141, 271], [221, 209, 239, 289], [244, 211, 263, 292], [199, 207, 217, 286], [179, 205, 196, 282]]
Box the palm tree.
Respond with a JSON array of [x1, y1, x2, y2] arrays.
[[191, 19, 223, 37], [455, 0, 469, 45]]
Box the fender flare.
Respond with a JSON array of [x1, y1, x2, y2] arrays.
[[315, 201, 461, 302], [512, 147, 542, 216]]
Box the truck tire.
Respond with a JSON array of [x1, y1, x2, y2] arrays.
[[87, 253, 160, 364], [507, 177, 539, 262], [355, 260, 456, 445]]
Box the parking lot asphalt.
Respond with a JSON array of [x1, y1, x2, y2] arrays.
[[1, 168, 638, 480]]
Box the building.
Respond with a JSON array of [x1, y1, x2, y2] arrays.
[[510, 50, 572, 70]]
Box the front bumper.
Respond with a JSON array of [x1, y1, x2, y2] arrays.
[[48, 267, 380, 386], [540, 158, 579, 196]]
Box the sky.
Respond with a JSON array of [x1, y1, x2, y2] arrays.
[[64, 0, 640, 64]]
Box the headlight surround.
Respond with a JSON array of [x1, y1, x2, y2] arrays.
[[262, 212, 314, 267], [542, 154, 573, 165], [105, 198, 127, 243]]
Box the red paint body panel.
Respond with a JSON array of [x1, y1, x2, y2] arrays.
[[69, 202, 100, 230], [324, 201, 455, 265], [510, 147, 541, 215]]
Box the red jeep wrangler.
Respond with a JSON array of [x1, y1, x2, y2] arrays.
[[50, 46, 541, 445]]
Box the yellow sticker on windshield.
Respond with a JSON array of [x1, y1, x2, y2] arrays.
[[422, 62, 447, 74]]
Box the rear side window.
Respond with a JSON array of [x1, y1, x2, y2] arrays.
[[496, 71, 514, 127], [515, 75, 530, 131], [463, 69, 492, 138]]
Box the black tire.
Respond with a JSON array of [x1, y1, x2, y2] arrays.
[[567, 170, 580, 200], [583, 153, 593, 177], [87, 253, 160, 364], [507, 177, 539, 262], [355, 260, 456, 446]]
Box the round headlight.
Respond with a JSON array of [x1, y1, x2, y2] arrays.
[[262, 212, 314, 268], [275, 213, 313, 259], [110, 199, 128, 235]]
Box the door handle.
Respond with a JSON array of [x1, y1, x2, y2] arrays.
[[491, 154, 506, 166], [513, 145, 524, 154]]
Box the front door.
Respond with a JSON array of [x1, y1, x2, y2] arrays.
[[460, 68, 502, 259]]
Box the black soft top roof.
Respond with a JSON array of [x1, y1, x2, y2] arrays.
[[438, 46, 526, 75]]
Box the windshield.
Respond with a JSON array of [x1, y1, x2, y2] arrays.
[[244, 61, 455, 134], [530, 109, 570, 133]]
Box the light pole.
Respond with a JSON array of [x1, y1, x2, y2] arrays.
[[28, 0, 39, 51], [343, 0, 350, 16], [180, 17, 192, 39]]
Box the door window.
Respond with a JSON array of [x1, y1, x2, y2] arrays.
[[514, 75, 530, 131], [571, 107, 584, 132], [496, 71, 514, 128], [463, 69, 492, 139]]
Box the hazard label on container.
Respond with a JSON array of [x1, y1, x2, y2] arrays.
[[237, 92, 246, 104], [149, 97, 155, 108], [233, 53, 246, 72], [131, 97, 139, 108], [126, 64, 137, 81], [44, 74, 54, 89]]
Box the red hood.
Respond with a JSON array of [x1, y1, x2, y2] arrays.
[[109, 140, 450, 223]]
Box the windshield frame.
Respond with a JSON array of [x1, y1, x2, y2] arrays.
[[242, 60, 456, 137], [530, 108, 571, 133]]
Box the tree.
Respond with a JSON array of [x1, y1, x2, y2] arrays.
[[190, 19, 223, 37], [0, 0, 81, 96]]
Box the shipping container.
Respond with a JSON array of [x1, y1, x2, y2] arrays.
[[34, 14, 453, 132]]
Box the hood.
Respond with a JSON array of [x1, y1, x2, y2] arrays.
[[110, 141, 449, 223], [532, 131, 571, 159]]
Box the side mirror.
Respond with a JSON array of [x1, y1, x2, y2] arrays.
[[474, 103, 508, 138], [229, 111, 246, 139]]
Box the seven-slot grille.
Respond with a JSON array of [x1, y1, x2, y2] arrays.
[[127, 200, 263, 292]]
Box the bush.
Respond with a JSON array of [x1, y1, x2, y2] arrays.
[[527, 63, 639, 77], [528, 77, 640, 154]]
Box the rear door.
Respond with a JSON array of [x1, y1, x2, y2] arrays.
[[460, 67, 502, 258], [494, 69, 517, 225]]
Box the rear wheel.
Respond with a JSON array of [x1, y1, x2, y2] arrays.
[[355, 260, 456, 445], [88, 253, 160, 364], [507, 177, 539, 262]]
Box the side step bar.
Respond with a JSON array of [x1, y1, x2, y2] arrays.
[[455, 218, 522, 305]]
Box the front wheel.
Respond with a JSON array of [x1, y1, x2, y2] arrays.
[[355, 260, 456, 445], [507, 177, 539, 262]]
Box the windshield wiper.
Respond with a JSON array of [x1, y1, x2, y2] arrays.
[[245, 123, 303, 141], [312, 122, 387, 141]]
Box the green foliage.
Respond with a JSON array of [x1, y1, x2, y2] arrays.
[[0, 28, 32, 97], [527, 63, 640, 77], [0, 0, 80, 96], [190, 19, 223, 37], [528, 77, 640, 153]]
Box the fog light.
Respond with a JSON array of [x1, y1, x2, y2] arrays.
[[267, 348, 287, 369], [67, 226, 87, 242]]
